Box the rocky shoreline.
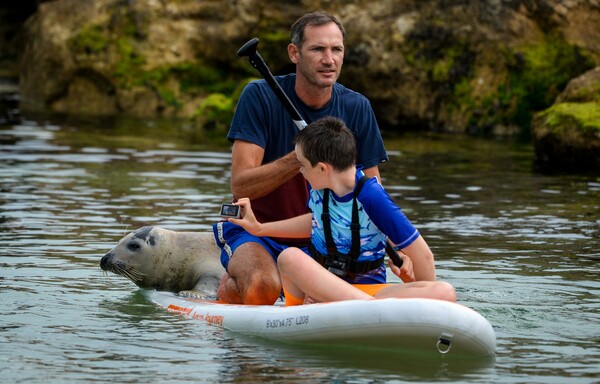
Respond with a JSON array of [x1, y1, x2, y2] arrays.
[[1, 0, 599, 171]]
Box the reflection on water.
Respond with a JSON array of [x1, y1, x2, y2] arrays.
[[0, 115, 599, 383], [216, 333, 496, 382]]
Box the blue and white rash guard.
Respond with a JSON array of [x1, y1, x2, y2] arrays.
[[308, 169, 420, 284]]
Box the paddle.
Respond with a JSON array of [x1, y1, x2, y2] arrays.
[[237, 38, 307, 130], [236, 37, 403, 269]]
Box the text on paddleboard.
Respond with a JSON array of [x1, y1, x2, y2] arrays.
[[266, 315, 309, 328]]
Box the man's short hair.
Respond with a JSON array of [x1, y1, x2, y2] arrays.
[[290, 11, 346, 48]]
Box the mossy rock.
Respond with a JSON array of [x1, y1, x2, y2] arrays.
[[533, 101, 600, 172], [480, 37, 594, 135]]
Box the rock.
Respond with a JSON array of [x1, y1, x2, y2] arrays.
[[18, 0, 275, 117], [11, 0, 600, 135], [532, 67, 600, 172]]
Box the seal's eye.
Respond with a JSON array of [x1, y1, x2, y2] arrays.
[[127, 242, 141, 252]]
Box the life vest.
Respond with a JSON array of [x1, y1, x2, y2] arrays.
[[308, 175, 384, 277]]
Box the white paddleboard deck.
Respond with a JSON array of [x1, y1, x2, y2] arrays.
[[148, 291, 496, 357]]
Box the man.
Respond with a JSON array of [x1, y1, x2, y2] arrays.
[[213, 11, 392, 304]]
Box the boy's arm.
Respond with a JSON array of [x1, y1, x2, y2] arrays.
[[400, 236, 436, 281], [228, 198, 312, 238], [360, 179, 436, 281]]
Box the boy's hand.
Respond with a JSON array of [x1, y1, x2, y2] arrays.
[[388, 251, 415, 283], [227, 198, 262, 235]]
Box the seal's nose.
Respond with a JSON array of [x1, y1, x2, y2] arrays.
[[100, 252, 112, 270]]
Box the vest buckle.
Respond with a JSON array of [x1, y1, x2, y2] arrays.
[[325, 258, 347, 277]]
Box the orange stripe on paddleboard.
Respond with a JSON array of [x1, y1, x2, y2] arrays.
[[167, 304, 192, 315]]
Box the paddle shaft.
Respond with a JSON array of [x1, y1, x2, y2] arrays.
[[236, 38, 403, 269], [237, 38, 307, 130]]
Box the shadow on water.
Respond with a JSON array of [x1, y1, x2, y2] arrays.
[[97, 289, 166, 322]]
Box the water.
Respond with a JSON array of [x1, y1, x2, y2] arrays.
[[1, 114, 598, 383]]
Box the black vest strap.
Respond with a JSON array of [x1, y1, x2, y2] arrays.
[[313, 175, 384, 276], [322, 175, 369, 258]]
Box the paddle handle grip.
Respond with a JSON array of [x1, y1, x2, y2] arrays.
[[386, 240, 404, 268]]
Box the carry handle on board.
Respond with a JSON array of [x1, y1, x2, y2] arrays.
[[237, 37, 403, 269]]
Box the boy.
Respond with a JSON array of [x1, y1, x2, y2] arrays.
[[227, 116, 456, 305]]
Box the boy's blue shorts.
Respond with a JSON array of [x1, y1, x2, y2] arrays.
[[212, 221, 308, 270]]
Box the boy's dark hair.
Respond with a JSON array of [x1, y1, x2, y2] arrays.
[[290, 11, 346, 48], [294, 116, 357, 172]]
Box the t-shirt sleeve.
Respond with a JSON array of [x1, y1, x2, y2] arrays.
[[346, 96, 388, 169], [227, 77, 299, 163], [359, 178, 420, 249], [227, 81, 268, 148]]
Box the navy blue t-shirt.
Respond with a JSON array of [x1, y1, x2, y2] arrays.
[[228, 74, 388, 230]]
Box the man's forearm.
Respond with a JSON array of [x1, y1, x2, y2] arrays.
[[231, 152, 300, 200]]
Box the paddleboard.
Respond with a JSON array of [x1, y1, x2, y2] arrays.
[[148, 291, 496, 357]]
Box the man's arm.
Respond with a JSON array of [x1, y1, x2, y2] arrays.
[[363, 165, 380, 182], [230, 140, 301, 200]]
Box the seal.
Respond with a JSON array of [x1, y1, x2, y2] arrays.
[[100, 226, 225, 299]]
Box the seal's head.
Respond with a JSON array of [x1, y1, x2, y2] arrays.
[[100, 226, 156, 288]]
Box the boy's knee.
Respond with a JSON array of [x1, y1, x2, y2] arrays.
[[437, 281, 457, 302], [277, 249, 290, 262], [276, 248, 295, 272]]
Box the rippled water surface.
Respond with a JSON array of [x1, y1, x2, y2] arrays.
[[1, 115, 598, 383]]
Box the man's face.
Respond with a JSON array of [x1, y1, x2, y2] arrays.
[[291, 22, 345, 89]]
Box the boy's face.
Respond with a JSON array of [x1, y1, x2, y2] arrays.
[[295, 144, 325, 189]]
